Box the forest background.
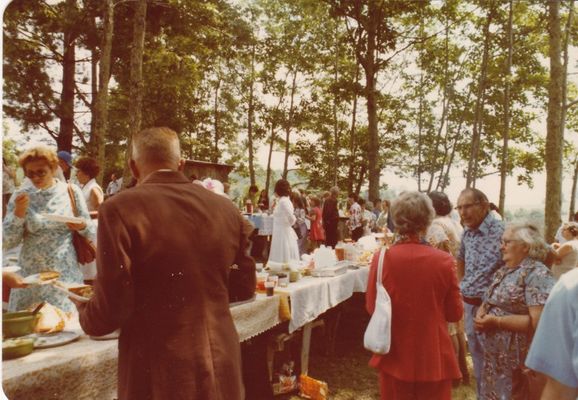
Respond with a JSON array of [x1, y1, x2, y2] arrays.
[[2, 0, 578, 241]]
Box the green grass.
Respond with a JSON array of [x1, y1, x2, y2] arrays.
[[279, 295, 476, 400]]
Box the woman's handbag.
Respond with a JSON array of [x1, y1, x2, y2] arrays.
[[364, 247, 391, 354], [67, 185, 97, 264]]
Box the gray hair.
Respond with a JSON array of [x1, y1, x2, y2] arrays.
[[508, 222, 549, 262], [330, 186, 339, 196], [132, 127, 181, 167], [391, 191, 435, 235]]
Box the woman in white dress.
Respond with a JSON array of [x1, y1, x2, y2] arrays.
[[74, 157, 103, 282], [552, 221, 578, 280], [268, 179, 300, 264], [75, 157, 104, 216]]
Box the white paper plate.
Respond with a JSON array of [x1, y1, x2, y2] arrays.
[[51, 282, 91, 303], [34, 331, 80, 349], [22, 273, 58, 286], [3, 266, 21, 273], [40, 214, 84, 224]]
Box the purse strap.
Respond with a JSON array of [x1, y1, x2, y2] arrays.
[[376, 247, 387, 286], [67, 184, 79, 217]]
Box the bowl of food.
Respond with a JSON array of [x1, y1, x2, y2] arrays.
[[3, 337, 35, 360], [2, 311, 40, 338]]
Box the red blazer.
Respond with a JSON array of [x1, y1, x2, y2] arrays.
[[366, 241, 463, 381]]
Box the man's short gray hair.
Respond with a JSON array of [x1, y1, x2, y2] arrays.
[[132, 127, 181, 166], [391, 191, 435, 235], [508, 222, 549, 262], [330, 186, 339, 196]]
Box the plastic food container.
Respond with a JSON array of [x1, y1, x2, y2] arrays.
[[3, 312, 40, 338], [2, 337, 35, 360]]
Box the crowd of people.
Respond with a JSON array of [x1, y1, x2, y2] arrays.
[[2, 127, 578, 400]]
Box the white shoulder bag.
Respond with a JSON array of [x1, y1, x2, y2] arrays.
[[363, 247, 391, 354]]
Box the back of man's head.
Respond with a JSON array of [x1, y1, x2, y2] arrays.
[[132, 127, 181, 168]]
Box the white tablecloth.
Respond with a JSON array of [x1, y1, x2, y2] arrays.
[[3, 294, 283, 400], [276, 267, 369, 333]]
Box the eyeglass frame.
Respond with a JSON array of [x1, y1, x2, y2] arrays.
[[24, 168, 50, 179], [500, 238, 520, 246], [454, 202, 480, 212]]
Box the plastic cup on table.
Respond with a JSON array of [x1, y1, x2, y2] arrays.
[[265, 281, 275, 296]]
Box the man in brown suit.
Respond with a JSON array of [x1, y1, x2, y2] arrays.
[[75, 127, 256, 400]]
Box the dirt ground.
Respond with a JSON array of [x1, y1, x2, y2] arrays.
[[279, 294, 476, 400]]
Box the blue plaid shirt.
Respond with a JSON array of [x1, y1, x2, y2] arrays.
[[457, 212, 505, 298]]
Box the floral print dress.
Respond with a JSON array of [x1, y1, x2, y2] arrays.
[[480, 258, 555, 400], [3, 181, 94, 312]]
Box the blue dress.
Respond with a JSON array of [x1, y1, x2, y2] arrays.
[[3, 180, 95, 312], [480, 258, 555, 399]]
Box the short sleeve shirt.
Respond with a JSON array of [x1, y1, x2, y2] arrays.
[[349, 202, 362, 230], [457, 213, 504, 298], [526, 268, 578, 388]]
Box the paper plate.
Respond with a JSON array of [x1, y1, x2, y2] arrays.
[[22, 273, 58, 286], [40, 214, 85, 224], [34, 331, 80, 349], [51, 282, 91, 303]]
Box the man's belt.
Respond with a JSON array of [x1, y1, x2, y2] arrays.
[[462, 296, 483, 306]]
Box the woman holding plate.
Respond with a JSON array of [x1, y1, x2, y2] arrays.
[[3, 145, 94, 312]]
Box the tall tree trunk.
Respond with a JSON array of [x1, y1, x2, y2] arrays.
[[347, 64, 360, 194], [57, 0, 78, 153], [90, 48, 98, 149], [247, 43, 256, 186], [569, 156, 578, 219], [213, 77, 221, 163], [417, 72, 424, 192], [365, 5, 380, 202], [265, 123, 276, 196], [332, 36, 339, 187], [466, 5, 493, 188], [560, 1, 574, 147], [499, 0, 514, 215], [93, 0, 113, 185], [282, 70, 297, 179], [544, 0, 563, 242], [122, 0, 147, 187]]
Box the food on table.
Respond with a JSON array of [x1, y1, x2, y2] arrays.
[[2, 311, 40, 338], [2, 337, 35, 360], [68, 285, 94, 299], [39, 270, 61, 281], [27, 303, 67, 334]]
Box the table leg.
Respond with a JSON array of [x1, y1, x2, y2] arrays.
[[300, 320, 324, 376]]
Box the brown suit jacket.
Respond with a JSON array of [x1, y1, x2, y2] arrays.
[[78, 170, 256, 400]]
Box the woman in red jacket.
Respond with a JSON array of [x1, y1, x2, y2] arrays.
[[366, 191, 463, 400]]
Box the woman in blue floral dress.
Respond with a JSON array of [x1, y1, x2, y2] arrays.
[[3, 146, 94, 312], [474, 223, 555, 399]]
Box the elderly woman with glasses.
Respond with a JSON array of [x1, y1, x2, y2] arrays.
[[3, 146, 94, 312], [474, 223, 555, 399], [366, 191, 463, 400]]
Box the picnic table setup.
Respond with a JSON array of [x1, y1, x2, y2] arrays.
[[2, 236, 377, 399]]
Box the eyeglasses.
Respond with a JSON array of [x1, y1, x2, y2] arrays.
[[455, 202, 479, 212], [24, 169, 49, 179]]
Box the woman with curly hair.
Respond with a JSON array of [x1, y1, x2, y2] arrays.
[[474, 223, 555, 399], [3, 146, 94, 311], [366, 191, 463, 399]]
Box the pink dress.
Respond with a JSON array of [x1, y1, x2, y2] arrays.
[[309, 207, 325, 241]]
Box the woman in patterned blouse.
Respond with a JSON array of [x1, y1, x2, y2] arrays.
[[474, 222, 555, 399], [3, 146, 94, 312]]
